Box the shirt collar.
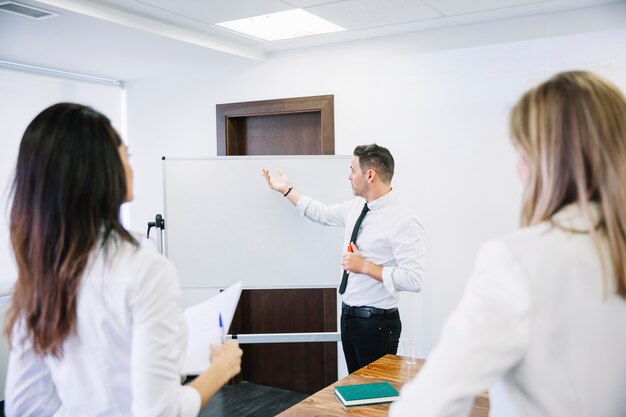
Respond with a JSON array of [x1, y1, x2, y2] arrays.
[[550, 201, 601, 233], [366, 189, 396, 211]]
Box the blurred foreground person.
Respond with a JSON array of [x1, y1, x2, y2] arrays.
[[390, 71, 626, 417]]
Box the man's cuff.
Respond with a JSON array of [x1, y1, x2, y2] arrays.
[[381, 267, 397, 295], [296, 195, 311, 216]]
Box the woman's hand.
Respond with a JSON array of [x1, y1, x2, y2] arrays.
[[210, 340, 243, 381]]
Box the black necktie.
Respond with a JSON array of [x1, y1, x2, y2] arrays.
[[339, 203, 370, 295]]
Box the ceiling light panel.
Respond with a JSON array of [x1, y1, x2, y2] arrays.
[[216, 8, 345, 41]]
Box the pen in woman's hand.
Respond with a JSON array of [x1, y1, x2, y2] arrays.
[[219, 313, 225, 344]]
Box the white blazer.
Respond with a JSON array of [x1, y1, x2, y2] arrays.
[[390, 203, 626, 417]]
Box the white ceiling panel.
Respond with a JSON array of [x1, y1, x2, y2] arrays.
[[0, 4, 252, 80], [130, 0, 291, 24], [423, 0, 619, 16], [283, 0, 347, 7], [423, 0, 551, 16], [306, 0, 442, 30], [26, 0, 265, 58]]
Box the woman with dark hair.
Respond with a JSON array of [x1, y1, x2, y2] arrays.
[[5, 103, 242, 416], [390, 72, 626, 416]]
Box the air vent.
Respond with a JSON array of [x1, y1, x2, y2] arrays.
[[0, 1, 58, 19]]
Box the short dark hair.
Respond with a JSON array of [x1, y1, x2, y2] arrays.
[[353, 143, 394, 183]]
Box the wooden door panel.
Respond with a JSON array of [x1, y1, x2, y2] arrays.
[[229, 288, 338, 393], [227, 112, 321, 155]]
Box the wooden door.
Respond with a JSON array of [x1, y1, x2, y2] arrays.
[[217, 95, 337, 393]]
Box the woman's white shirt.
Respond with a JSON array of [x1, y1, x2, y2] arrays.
[[390, 203, 626, 417], [6, 237, 201, 417]]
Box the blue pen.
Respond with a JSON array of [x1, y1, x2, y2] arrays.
[[219, 313, 225, 344]]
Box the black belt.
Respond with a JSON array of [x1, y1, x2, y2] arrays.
[[341, 302, 398, 318]]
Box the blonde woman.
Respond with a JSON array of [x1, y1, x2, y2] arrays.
[[390, 72, 626, 416]]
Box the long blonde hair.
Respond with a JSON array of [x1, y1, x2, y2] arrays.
[[510, 71, 626, 299]]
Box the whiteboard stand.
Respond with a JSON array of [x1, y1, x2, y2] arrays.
[[233, 332, 341, 344]]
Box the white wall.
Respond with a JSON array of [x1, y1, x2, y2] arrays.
[[0, 68, 123, 399], [123, 8, 626, 377]]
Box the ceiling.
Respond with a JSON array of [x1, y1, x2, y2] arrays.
[[0, 0, 623, 81]]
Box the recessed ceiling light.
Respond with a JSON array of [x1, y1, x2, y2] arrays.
[[215, 9, 345, 42]]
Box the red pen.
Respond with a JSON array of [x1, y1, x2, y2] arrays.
[[347, 243, 353, 253]]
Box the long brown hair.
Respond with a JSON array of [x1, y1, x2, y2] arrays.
[[6, 103, 137, 357], [510, 71, 626, 298]]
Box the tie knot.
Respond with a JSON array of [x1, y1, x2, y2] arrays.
[[362, 203, 369, 213]]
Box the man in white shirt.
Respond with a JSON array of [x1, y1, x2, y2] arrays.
[[263, 144, 425, 372]]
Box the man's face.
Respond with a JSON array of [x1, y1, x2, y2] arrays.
[[348, 156, 368, 197]]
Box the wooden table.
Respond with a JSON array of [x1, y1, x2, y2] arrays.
[[277, 354, 489, 417]]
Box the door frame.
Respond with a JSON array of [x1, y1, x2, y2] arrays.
[[216, 95, 334, 155]]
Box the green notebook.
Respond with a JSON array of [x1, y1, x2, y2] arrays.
[[334, 381, 400, 407]]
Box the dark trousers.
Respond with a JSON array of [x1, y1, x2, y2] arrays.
[[340, 309, 401, 374]]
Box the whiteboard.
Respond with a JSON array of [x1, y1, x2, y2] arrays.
[[163, 156, 353, 288]]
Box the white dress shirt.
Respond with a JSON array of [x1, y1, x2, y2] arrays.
[[6, 237, 201, 417], [297, 190, 425, 308], [389, 203, 626, 417]]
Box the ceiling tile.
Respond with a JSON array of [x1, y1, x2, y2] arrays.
[[131, 0, 292, 24], [283, 0, 345, 7], [305, 0, 442, 30], [0, 7, 250, 80], [423, 0, 555, 16]]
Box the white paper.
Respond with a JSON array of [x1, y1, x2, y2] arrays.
[[182, 281, 242, 375]]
